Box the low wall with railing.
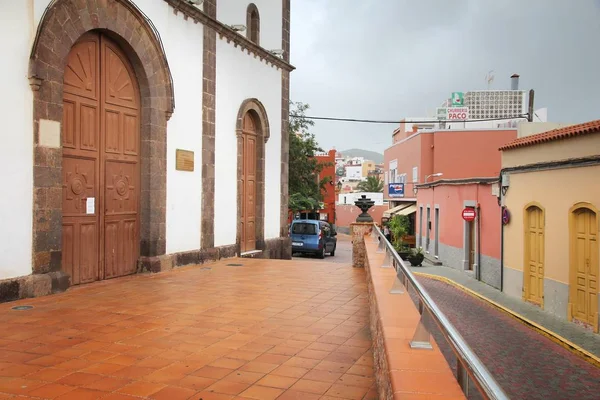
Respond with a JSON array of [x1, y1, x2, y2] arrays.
[[354, 222, 509, 400], [358, 226, 465, 399]]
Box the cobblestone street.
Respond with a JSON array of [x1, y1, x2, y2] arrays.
[[411, 276, 600, 400]]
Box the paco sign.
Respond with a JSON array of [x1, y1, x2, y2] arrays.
[[462, 207, 476, 222], [446, 107, 469, 120]]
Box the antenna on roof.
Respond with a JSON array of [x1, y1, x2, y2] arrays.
[[485, 70, 495, 89]]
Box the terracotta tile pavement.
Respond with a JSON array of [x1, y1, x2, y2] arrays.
[[0, 257, 376, 399]]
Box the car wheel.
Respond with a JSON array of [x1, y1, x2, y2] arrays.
[[330, 246, 336, 257], [318, 248, 325, 259]]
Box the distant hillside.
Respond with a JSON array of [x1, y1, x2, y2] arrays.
[[340, 149, 384, 164]]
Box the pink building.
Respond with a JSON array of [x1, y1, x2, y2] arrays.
[[383, 125, 517, 288]]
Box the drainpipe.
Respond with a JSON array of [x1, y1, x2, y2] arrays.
[[476, 185, 481, 282], [499, 171, 504, 292]]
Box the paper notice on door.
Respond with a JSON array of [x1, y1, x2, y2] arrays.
[[86, 197, 95, 214]]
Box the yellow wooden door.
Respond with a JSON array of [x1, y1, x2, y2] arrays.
[[571, 208, 598, 330], [525, 206, 544, 305]]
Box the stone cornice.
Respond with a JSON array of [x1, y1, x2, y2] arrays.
[[163, 0, 295, 72]]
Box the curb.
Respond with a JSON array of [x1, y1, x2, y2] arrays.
[[413, 271, 600, 369]]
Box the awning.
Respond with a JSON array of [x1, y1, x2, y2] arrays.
[[396, 204, 417, 216], [383, 203, 411, 218]]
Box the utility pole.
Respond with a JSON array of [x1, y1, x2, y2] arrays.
[[527, 89, 535, 122]]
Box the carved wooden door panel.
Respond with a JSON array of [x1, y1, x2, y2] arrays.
[[100, 36, 140, 279], [62, 32, 140, 285], [241, 113, 257, 253]]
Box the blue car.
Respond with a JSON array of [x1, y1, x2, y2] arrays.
[[289, 220, 337, 259]]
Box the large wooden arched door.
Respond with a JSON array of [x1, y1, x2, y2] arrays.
[[524, 205, 545, 305], [570, 206, 598, 331], [240, 112, 257, 253], [62, 32, 140, 285]]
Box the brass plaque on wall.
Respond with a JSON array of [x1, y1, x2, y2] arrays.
[[176, 149, 194, 172]]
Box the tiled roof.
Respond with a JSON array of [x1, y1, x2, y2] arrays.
[[499, 120, 600, 150]]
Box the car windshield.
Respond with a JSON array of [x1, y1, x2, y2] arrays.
[[292, 223, 317, 235]]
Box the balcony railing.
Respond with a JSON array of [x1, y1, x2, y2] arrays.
[[371, 225, 509, 400]]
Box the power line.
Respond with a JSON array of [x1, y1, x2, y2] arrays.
[[289, 114, 530, 124]]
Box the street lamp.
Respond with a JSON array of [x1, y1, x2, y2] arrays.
[[425, 172, 443, 182]]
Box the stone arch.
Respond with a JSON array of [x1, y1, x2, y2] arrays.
[[28, 0, 175, 275], [246, 3, 260, 45], [236, 99, 270, 253]]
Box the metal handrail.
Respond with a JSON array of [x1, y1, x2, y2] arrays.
[[372, 225, 509, 400]]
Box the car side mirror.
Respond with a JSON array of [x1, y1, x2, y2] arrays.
[[332, 231, 337, 236]]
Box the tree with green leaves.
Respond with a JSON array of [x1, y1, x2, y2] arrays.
[[356, 176, 384, 193], [288, 101, 331, 213]]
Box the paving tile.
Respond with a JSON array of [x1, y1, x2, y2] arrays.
[[275, 389, 321, 400], [209, 358, 248, 370], [118, 381, 166, 397], [26, 383, 75, 399], [193, 391, 235, 400], [289, 378, 332, 395], [149, 385, 197, 400], [175, 375, 217, 391], [83, 377, 131, 392], [270, 365, 308, 379], [255, 374, 298, 389], [238, 385, 284, 400], [324, 383, 369, 400], [302, 369, 343, 383], [205, 379, 251, 395], [238, 361, 278, 374], [193, 366, 235, 380], [222, 370, 265, 385], [54, 388, 107, 400]]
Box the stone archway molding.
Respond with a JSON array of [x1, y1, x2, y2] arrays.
[[236, 98, 270, 143], [29, 0, 175, 277]]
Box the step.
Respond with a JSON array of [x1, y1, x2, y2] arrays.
[[240, 250, 263, 258], [424, 252, 443, 266]]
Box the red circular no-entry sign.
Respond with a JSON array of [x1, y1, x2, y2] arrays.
[[462, 207, 476, 222]]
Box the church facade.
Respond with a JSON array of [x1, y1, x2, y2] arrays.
[[0, 0, 292, 301]]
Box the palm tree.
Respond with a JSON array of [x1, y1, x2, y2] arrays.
[[356, 176, 384, 192]]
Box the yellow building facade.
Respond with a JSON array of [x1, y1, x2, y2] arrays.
[[500, 121, 600, 333]]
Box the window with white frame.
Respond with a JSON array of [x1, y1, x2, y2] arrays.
[[412, 167, 418, 183], [398, 173, 406, 184], [390, 169, 397, 183]]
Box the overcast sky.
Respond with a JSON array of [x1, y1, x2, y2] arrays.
[[289, 0, 600, 153]]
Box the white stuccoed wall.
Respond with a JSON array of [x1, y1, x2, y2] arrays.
[[214, 39, 282, 247], [0, 1, 35, 279], [217, 0, 282, 52], [132, 0, 206, 254]]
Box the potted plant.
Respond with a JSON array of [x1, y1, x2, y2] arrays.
[[407, 247, 425, 266], [388, 215, 411, 260]]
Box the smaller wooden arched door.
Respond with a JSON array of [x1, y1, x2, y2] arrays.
[[524, 205, 545, 305], [569, 205, 599, 331], [240, 112, 258, 253]]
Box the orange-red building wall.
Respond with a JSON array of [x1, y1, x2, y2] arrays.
[[316, 150, 337, 224]]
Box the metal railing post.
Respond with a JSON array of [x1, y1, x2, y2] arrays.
[[457, 361, 470, 396], [381, 250, 392, 268], [376, 237, 385, 253]]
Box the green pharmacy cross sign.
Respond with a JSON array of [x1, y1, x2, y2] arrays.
[[451, 92, 464, 106]]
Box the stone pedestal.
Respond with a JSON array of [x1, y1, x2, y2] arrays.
[[351, 222, 374, 268]]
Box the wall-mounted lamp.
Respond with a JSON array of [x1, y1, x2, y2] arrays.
[[501, 174, 510, 196], [269, 49, 284, 58], [229, 24, 246, 32], [413, 186, 418, 196], [424, 172, 443, 183]]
